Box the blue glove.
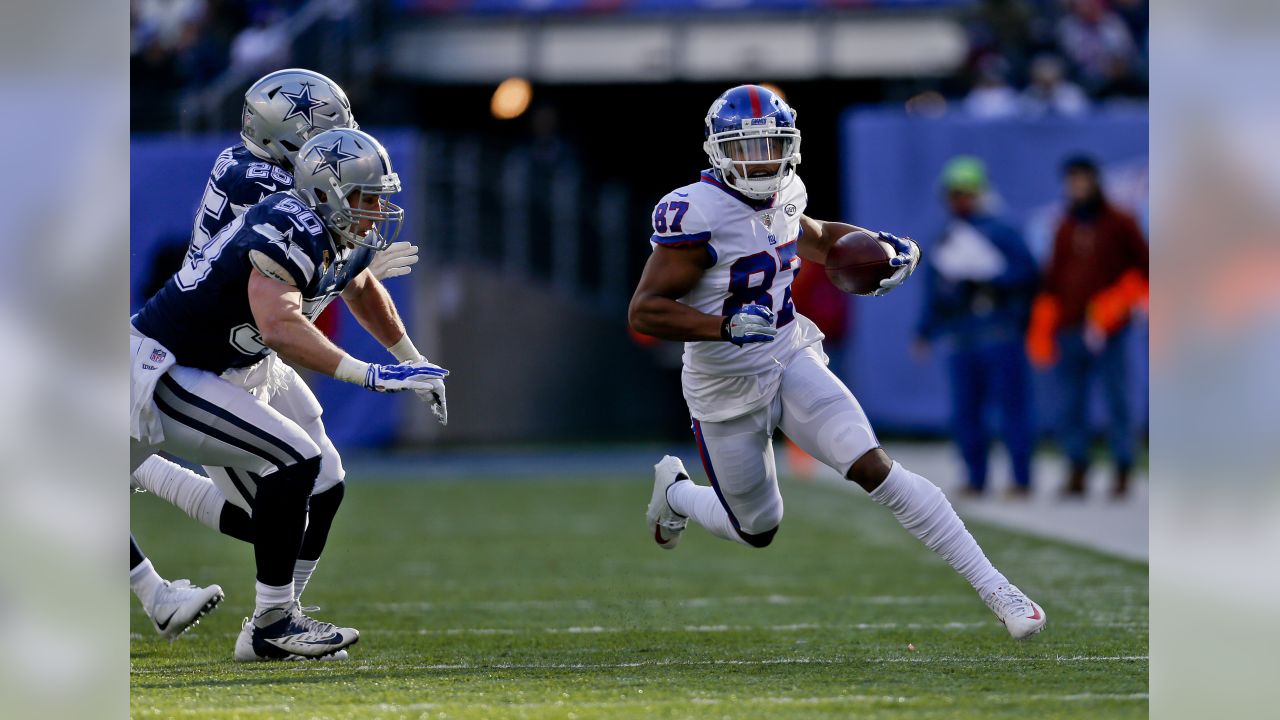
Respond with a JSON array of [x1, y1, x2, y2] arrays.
[[363, 360, 449, 393], [722, 304, 778, 346], [874, 231, 921, 297]]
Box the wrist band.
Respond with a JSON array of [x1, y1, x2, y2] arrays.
[[335, 355, 371, 385], [386, 334, 422, 363]]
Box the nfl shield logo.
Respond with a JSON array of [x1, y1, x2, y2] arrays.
[[150, 348, 167, 364]]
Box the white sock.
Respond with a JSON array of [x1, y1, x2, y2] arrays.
[[293, 559, 318, 603], [870, 462, 1008, 599], [254, 581, 294, 617], [667, 480, 749, 546], [133, 456, 227, 532], [129, 559, 165, 611]]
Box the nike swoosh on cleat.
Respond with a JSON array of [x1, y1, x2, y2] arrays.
[[1027, 606, 1042, 621], [154, 609, 178, 632], [653, 524, 669, 545], [287, 633, 344, 646]]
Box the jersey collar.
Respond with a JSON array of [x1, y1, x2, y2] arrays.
[[700, 170, 777, 211]]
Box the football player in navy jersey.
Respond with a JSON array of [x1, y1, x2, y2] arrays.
[[128, 69, 419, 646], [130, 127, 444, 661]]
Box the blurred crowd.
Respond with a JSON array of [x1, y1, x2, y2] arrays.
[[131, 0, 359, 126], [916, 153, 1147, 500], [957, 0, 1148, 118], [131, 0, 1147, 130]]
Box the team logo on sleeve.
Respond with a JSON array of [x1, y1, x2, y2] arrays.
[[280, 83, 327, 126], [305, 138, 357, 177]]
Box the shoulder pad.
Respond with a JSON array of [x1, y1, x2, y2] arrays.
[[650, 185, 715, 247]]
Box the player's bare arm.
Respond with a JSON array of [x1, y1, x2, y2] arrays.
[[796, 215, 870, 264], [341, 268, 409, 348], [629, 244, 723, 342], [248, 270, 350, 376]]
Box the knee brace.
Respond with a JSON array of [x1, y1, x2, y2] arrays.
[[264, 456, 321, 501], [736, 525, 779, 548]]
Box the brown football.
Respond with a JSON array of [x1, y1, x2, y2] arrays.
[[825, 230, 897, 296]]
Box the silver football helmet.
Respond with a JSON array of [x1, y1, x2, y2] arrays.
[[294, 128, 403, 250], [241, 68, 358, 171]]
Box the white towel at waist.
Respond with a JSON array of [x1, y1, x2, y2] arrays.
[[129, 325, 176, 444]]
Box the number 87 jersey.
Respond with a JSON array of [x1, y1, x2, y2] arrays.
[[650, 170, 825, 378]]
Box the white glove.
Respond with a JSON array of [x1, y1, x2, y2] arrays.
[[368, 241, 419, 281], [418, 382, 447, 426], [722, 304, 778, 346], [873, 232, 921, 297], [362, 360, 449, 393]]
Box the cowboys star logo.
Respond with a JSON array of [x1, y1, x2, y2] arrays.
[[280, 82, 326, 126], [305, 137, 358, 177]]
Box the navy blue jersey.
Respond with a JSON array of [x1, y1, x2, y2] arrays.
[[191, 144, 295, 254], [135, 191, 374, 374]]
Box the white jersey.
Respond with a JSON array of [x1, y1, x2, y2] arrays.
[[649, 170, 826, 421]]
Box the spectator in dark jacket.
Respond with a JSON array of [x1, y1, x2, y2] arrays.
[[1027, 154, 1148, 498], [916, 156, 1040, 497]]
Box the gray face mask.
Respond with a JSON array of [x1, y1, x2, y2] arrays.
[[294, 129, 404, 250]]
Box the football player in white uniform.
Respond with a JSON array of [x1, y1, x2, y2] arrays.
[[631, 85, 1046, 640]]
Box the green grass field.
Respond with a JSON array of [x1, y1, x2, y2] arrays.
[[130, 470, 1148, 719]]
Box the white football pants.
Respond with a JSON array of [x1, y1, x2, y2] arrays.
[[202, 363, 345, 513], [691, 346, 879, 537], [129, 364, 321, 481]]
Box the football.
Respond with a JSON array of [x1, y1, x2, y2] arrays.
[[824, 230, 898, 295]]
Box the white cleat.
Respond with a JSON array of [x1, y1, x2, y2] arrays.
[[647, 455, 690, 550], [146, 579, 225, 640], [984, 583, 1047, 639], [233, 603, 358, 661]]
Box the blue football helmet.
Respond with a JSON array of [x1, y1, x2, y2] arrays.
[[703, 85, 802, 199]]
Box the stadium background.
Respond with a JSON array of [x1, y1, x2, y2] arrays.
[[131, 0, 1148, 454]]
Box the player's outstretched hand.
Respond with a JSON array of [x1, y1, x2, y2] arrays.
[[368, 241, 419, 281], [363, 360, 449, 394], [873, 231, 921, 297], [723, 304, 778, 346]]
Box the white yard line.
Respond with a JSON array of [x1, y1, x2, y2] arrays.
[[131, 654, 1148, 675], [365, 594, 970, 613], [148, 692, 1148, 716]]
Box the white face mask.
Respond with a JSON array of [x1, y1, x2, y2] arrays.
[[703, 122, 802, 199]]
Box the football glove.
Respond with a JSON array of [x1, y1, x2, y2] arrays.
[[363, 360, 449, 394], [723, 304, 778, 346], [873, 231, 921, 297], [419, 382, 447, 426], [368, 241, 419, 281]]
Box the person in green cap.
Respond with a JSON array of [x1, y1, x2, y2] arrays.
[[914, 156, 1040, 498]]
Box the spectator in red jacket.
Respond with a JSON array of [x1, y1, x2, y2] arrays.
[[1027, 154, 1148, 498]]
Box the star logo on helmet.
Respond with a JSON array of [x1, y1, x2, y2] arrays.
[[280, 83, 326, 126], [305, 137, 357, 177]]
